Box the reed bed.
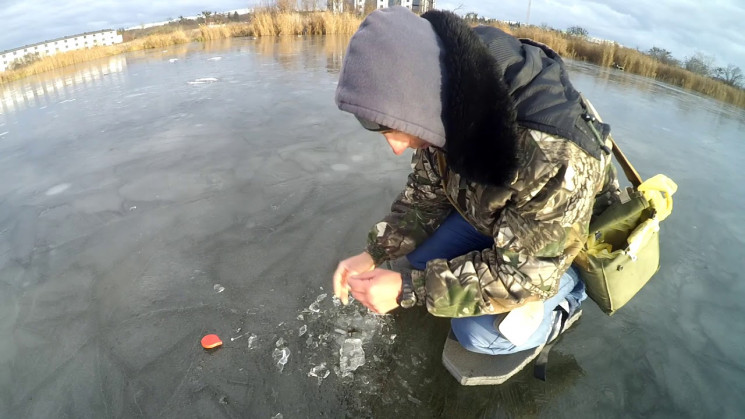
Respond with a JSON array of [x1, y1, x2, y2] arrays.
[[247, 10, 361, 36], [195, 23, 254, 41], [495, 23, 745, 108]]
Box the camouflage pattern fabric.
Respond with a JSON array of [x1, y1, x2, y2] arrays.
[[366, 128, 617, 317]]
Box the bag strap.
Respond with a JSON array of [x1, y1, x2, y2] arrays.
[[608, 136, 643, 188], [581, 96, 643, 188]]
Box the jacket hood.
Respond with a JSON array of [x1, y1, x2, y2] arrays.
[[471, 25, 611, 159], [335, 7, 448, 148]]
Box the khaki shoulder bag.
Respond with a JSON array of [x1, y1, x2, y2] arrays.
[[574, 100, 677, 315]]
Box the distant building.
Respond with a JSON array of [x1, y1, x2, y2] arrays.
[[387, 0, 436, 12], [413, 0, 436, 13], [1, 30, 123, 72], [335, 0, 436, 13]]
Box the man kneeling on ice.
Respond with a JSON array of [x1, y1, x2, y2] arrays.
[[331, 7, 619, 382]]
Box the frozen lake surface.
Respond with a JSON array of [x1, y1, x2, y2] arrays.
[[1, 36, 744, 418]]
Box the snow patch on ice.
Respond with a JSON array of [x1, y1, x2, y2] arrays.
[[45, 183, 71, 196], [188, 77, 219, 85]]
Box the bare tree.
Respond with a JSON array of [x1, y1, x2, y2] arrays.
[[566, 26, 589, 38], [684, 51, 715, 77], [647, 47, 680, 67], [713, 64, 743, 87]]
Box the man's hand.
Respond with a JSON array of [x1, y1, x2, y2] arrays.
[[333, 252, 375, 305], [347, 269, 403, 314]]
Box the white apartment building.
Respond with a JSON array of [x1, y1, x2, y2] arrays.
[[0, 30, 123, 72]]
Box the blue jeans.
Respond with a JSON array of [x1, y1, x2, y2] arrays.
[[406, 212, 587, 355]]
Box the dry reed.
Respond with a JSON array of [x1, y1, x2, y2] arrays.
[[246, 10, 361, 36], [495, 23, 745, 108]]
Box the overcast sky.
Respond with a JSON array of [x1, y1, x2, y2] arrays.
[[2, 0, 744, 69]]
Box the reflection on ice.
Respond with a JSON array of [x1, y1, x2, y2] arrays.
[[0, 55, 126, 115]]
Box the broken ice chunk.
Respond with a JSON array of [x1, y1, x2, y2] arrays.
[[308, 363, 330, 384], [298, 325, 308, 337], [213, 284, 225, 293], [272, 347, 290, 373], [308, 302, 320, 313], [315, 293, 328, 303], [247, 334, 258, 349], [339, 338, 365, 375], [275, 337, 285, 347]]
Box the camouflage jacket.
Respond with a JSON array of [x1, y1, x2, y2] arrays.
[[366, 128, 618, 317]]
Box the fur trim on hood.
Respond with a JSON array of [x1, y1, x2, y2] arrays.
[[422, 10, 520, 187]]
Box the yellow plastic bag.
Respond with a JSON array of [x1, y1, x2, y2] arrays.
[[638, 174, 678, 221]]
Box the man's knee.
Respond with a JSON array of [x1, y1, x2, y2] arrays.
[[451, 316, 516, 355]]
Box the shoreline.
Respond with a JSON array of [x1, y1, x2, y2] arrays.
[[2, 10, 743, 109]]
